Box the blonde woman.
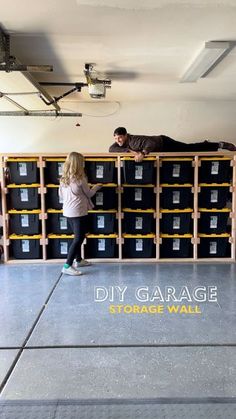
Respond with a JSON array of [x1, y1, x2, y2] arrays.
[[59, 152, 101, 276]]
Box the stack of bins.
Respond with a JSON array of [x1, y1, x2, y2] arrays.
[[6, 158, 41, 259], [198, 157, 232, 258], [47, 209, 72, 235], [44, 158, 73, 259], [45, 158, 65, 210], [88, 210, 117, 234], [84, 158, 118, 258], [44, 158, 65, 184], [47, 234, 74, 258], [159, 158, 194, 258], [121, 157, 156, 258]]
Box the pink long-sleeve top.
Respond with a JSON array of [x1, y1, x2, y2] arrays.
[[59, 177, 99, 218]]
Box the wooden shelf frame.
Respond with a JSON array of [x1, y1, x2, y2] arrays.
[[0, 151, 235, 263]]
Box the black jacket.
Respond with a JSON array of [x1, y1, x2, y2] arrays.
[[109, 134, 164, 153]]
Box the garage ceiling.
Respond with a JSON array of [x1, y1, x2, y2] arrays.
[[1, 0, 236, 113]]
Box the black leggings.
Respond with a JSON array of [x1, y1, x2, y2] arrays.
[[66, 215, 88, 266], [161, 136, 219, 152]]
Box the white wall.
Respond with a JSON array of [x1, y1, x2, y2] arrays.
[[0, 100, 236, 153]]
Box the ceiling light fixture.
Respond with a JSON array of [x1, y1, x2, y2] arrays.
[[180, 41, 232, 83]]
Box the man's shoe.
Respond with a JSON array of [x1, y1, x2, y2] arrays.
[[75, 259, 91, 268], [62, 266, 82, 276], [219, 141, 236, 151]]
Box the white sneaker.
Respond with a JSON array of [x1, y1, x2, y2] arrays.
[[75, 259, 91, 268], [61, 266, 82, 276]]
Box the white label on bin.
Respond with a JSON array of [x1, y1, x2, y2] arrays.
[[22, 239, 30, 253], [60, 216, 67, 230], [58, 189, 63, 204], [58, 162, 64, 176], [172, 191, 180, 204], [20, 188, 29, 202], [98, 239, 105, 251], [173, 216, 180, 229], [210, 216, 218, 229], [96, 164, 104, 179], [19, 162, 27, 176], [96, 192, 103, 206], [135, 216, 143, 230], [135, 188, 142, 201], [210, 190, 218, 203], [21, 214, 29, 227], [97, 215, 105, 229], [135, 165, 143, 180], [136, 239, 143, 252], [209, 241, 217, 254], [172, 164, 180, 178], [173, 239, 180, 251], [60, 241, 68, 255], [211, 161, 219, 175]]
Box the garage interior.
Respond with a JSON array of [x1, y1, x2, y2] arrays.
[[0, 1, 236, 418]]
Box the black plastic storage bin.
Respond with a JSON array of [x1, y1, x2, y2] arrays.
[[47, 210, 73, 234], [160, 158, 194, 184], [9, 210, 41, 235], [7, 158, 39, 184], [85, 234, 118, 258], [121, 157, 156, 184], [10, 234, 41, 259], [198, 208, 230, 234], [88, 210, 117, 234], [8, 184, 40, 210], [46, 185, 63, 209], [160, 184, 193, 209], [160, 234, 193, 258], [123, 234, 155, 258], [44, 158, 65, 184], [47, 234, 73, 258], [122, 186, 156, 210], [198, 234, 231, 258], [198, 184, 231, 209], [199, 157, 232, 184], [91, 186, 118, 210], [122, 209, 155, 234], [160, 209, 193, 234], [85, 158, 117, 183]]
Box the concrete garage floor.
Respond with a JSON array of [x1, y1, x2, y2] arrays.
[[0, 263, 236, 418]]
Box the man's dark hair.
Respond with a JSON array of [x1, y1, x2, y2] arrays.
[[113, 127, 127, 136]]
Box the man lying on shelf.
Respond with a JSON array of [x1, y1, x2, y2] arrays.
[[109, 127, 236, 162]]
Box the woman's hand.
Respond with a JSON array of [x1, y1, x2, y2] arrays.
[[92, 183, 103, 191]]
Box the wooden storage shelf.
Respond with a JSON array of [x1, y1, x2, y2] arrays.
[[1, 151, 236, 263]]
